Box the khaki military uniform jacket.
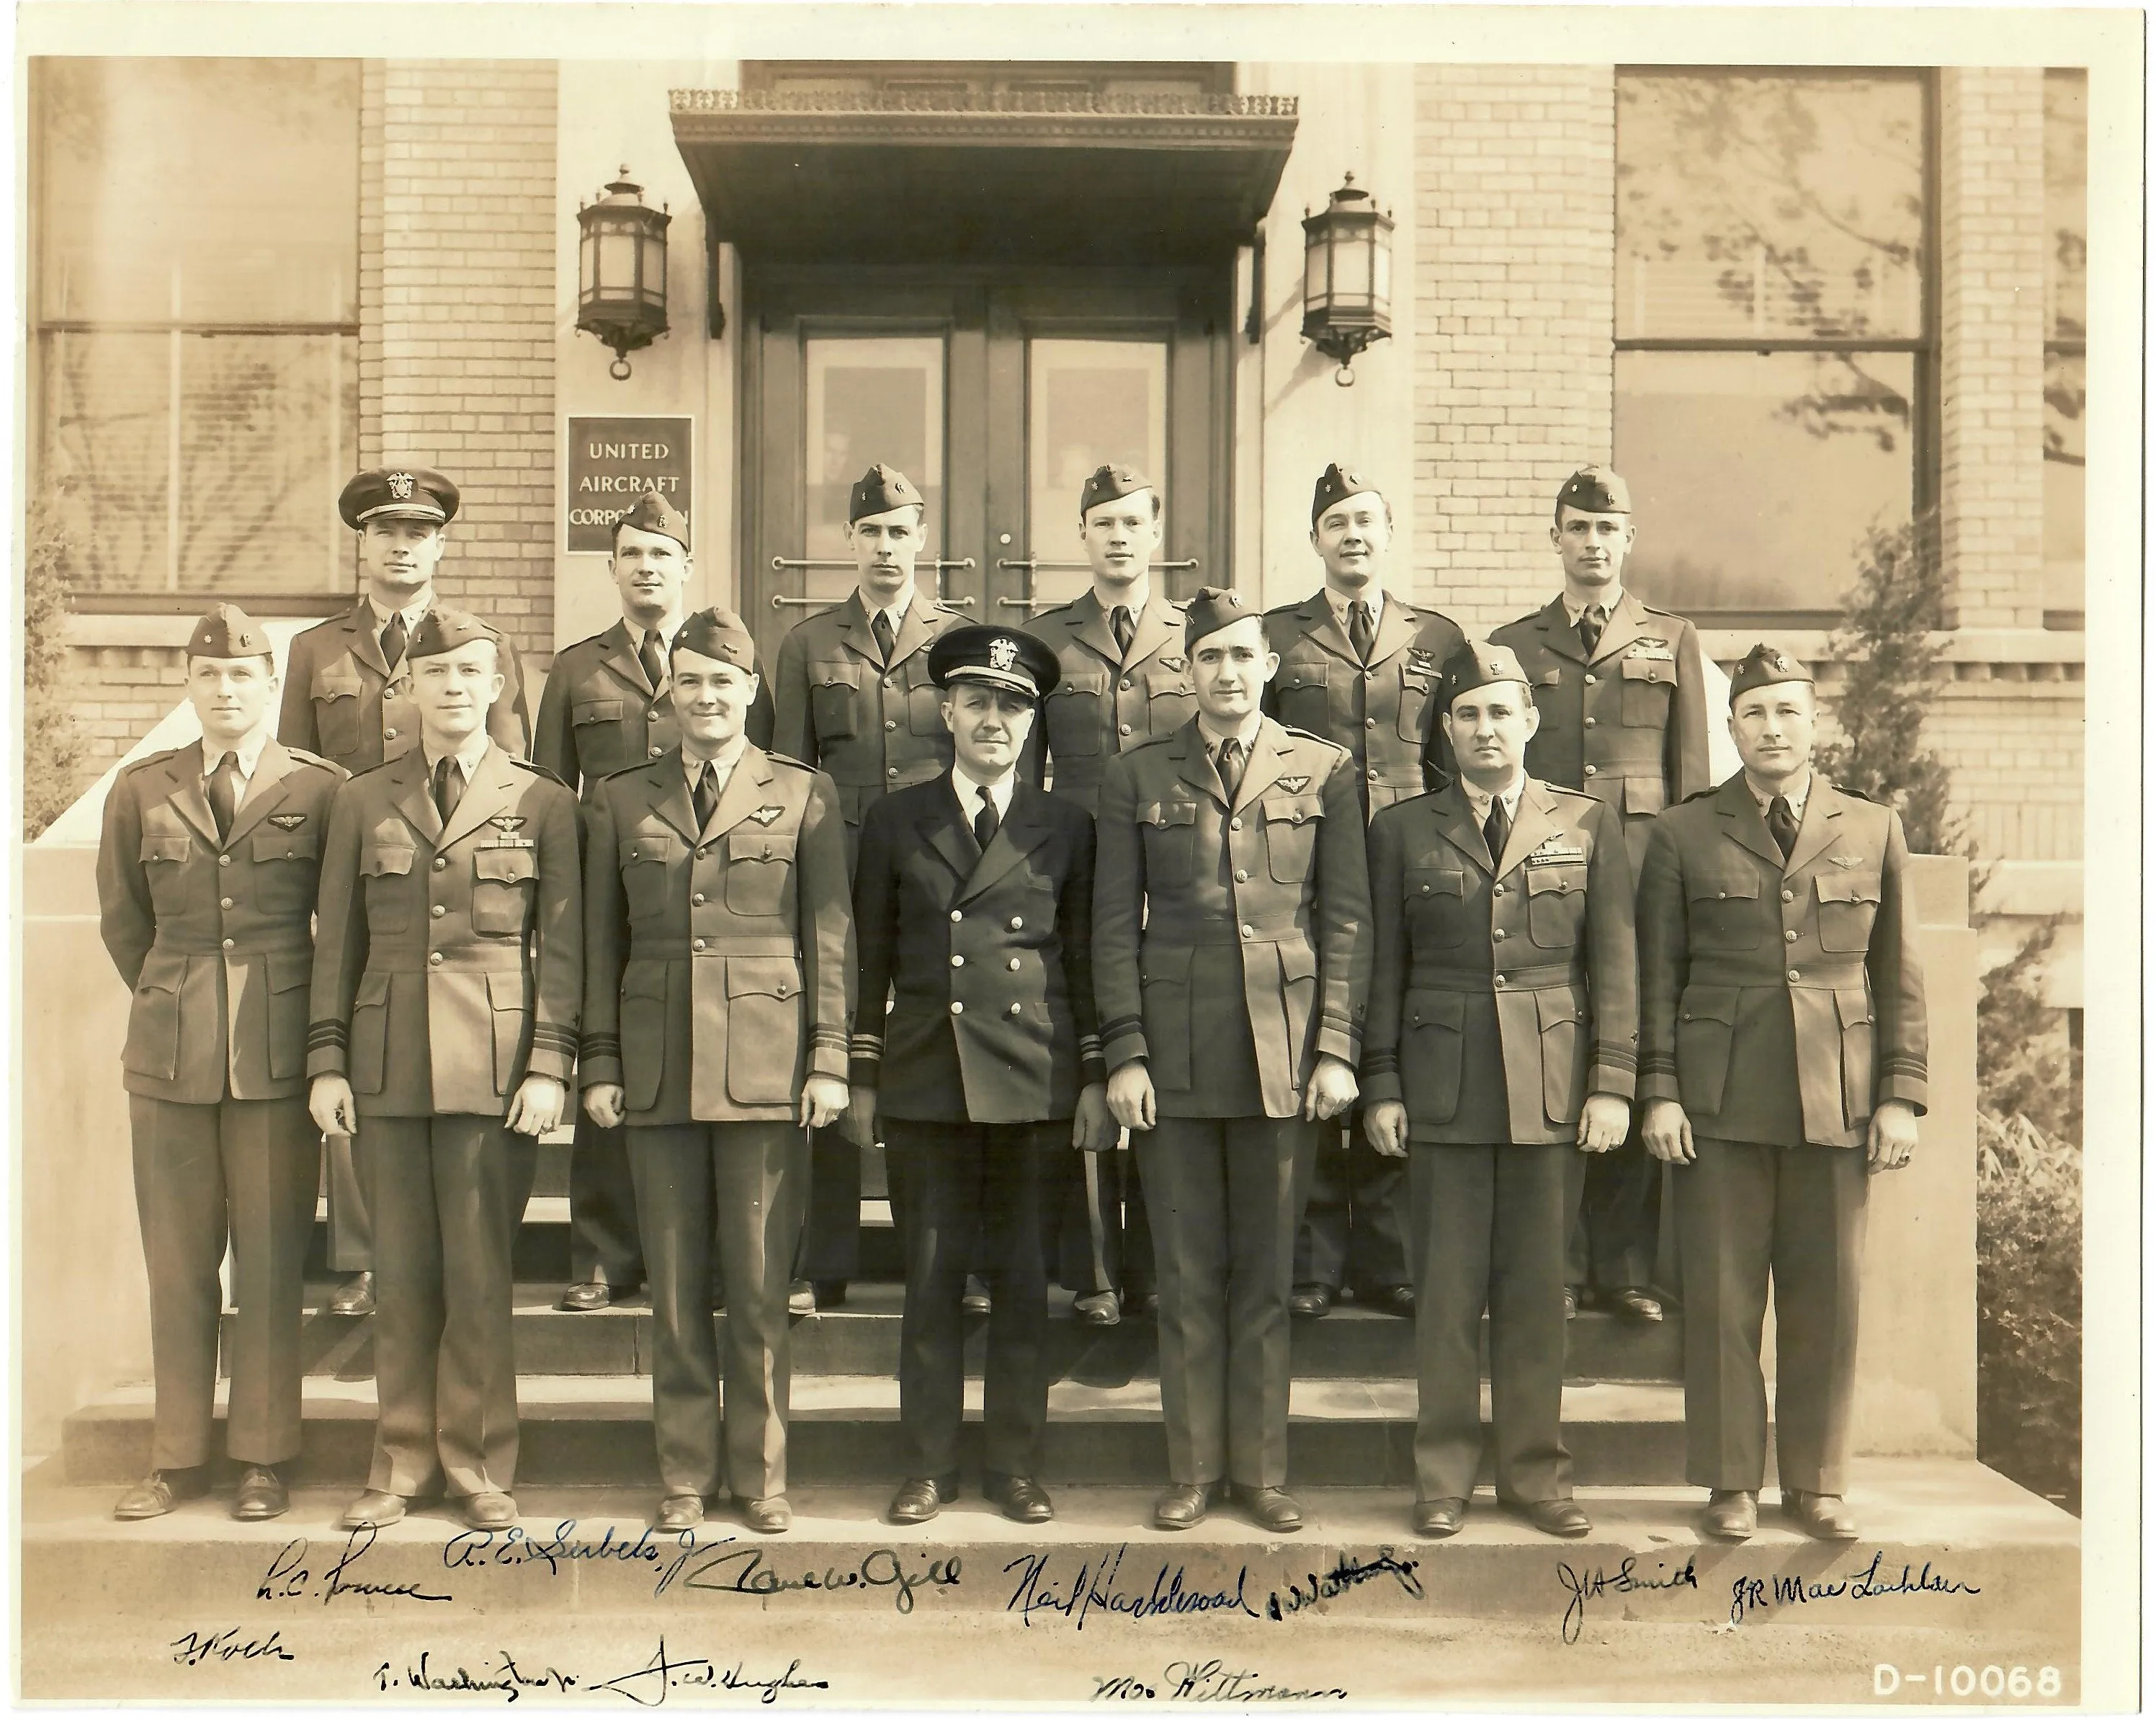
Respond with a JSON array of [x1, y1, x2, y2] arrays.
[[579, 746, 853, 1125], [1022, 587, 1196, 814], [1488, 591, 1712, 870], [279, 597, 529, 774], [1637, 774, 1928, 1149], [1361, 780, 1637, 1145], [98, 738, 347, 1104], [770, 590, 962, 830], [308, 742, 581, 1117], [1094, 717, 1372, 1120], [1263, 591, 1467, 818]]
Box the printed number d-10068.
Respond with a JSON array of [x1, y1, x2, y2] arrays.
[[1874, 1666, 2063, 1699]]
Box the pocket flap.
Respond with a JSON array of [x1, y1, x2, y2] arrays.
[[354, 970, 393, 1009], [571, 697, 625, 725], [1538, 669, 1563, 687], [136, 950, 188, 993], [1139, 800, 1199, 829], [140, 835, 193, 864], [1835, 986, 1875, 1028], [1691, 870, 1761, 902], [252, 826, 319, 862], [265, 949, 312, 994], [1139, 944, 1195, 986], [1536, 989, 1586, 1030], [728, 826, 791, 862], [1815, 871, 1882, 905], [725, 956, 800, 1001], [1678, 985, 1739, 1027], [1399, 668, 1432, 690], [1407, 866, 1465, 898], [1526, 866, 1583, 897], [311, 663, 362, 700], [361, 844, 416, 878], [1141, 665, 1193, 696], [1621, 656, 1673, 683], [475, 846, 537, 883], [1276, 668, 1323, 691], [625, 833, 674, 865], [1406, 988, 1467, 1032], [810, 664, 858, 689], [1276, 940, 1318, 984], [1051, 674, 1106, 698], [487, 970, 527, 1012], [622, 961, 669, 1001], [1623, 776, 1667, 816], [1261, 793, 1324, 825]]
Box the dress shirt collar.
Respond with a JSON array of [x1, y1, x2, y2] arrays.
[[865, 587, 916, 634], [199, 727, 271, 790], [1098, 579, 1152, 620], [952, 761, 1016, 822], [684, 736, 746, 794], [632, 614, 682, 654], [367, 591, 434, 632], [421, 729, 492, 780], [1196, 712, 1264, 756], [1325, 585, 1385, 631], [1562, 586, 1622, 628], [1746, 767, 1812, 822], [1459, 772, 1528, 821]]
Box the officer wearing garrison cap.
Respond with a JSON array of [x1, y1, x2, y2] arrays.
[[579, 609, 852, 1536], [1486, 465, 1714, 1327], [1362, 642, 1637, 1542], [308, 607, 581, 1533], [772, 463, 965, 1308], [1265, 463, 1468, 1326], [281, 467, 533, 1320], [97, 604, 346, 1523], [1638, 644, 1926, 1545], [537, 489, 775, 1316], [846, 625, 1111, 1527], [1094, 587, 1372, 1533], [1024, 462, 1198, 1328]]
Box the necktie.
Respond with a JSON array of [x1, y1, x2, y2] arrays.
[[1216, 737, 1246, 802], [872, 610, 898, 664], [1768, 794, 1799, 862], [433, 754, 463, 825], [972, 784, 1000, 852], [207, 751, 239, 841], [1577, 604, 1606, 658], [1482, 795, 1511, 868], [638, 629, 666, 692], [381, 610, 408, 671], [692, 761, 718, 830], [1111, 604, 1136, 658], [1348, 599, 1376, 663]]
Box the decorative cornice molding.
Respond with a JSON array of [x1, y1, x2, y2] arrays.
[[671, 87, 1297, 118]]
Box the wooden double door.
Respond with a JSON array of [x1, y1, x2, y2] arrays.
[[741, 265, 1233, 670]]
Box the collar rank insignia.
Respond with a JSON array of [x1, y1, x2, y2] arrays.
[[488, 815, 527, 834], [267, 813, 308, 830], [1279, 775, 1311, 794], [1830, 854, 1864, 867], [752, 805, 784, 826], [387, 471, 416, 501], [1408, 648, 1437, 670]]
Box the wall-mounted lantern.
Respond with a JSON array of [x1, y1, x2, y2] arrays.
[[577, 166, 671, 380], [1301, 171, 1394, 387]]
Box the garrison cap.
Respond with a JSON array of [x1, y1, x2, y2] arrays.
[[1728, 642, 1815, 705], [614, 488, 690, 551], [671, 607, 759, 672], [339, 466, 458, 530], [1182, 585, 1258, 648], [1439, 640, 1531, 709], [1080, 463, 1155, 518], [186, 602, 273, 660], [407, 605, 500, 659], [1555, 465, 1632, 515], [1310, 461, 1382, 525], [927, 624, 1060, 701], [848, 463, 925, 523]]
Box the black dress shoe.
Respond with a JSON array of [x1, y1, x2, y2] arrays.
[[986, 1474, 1055, 1524], [657, 1492, 704, 1530], [233, 1465, 289, 1521], [1781, 1488, 1858, 1541], [887, 1475, 960, 1526], [1503, 1496, 1592, 1538], [558, 1280, 613, 1312], [1288, 1285, 1334, 1320], [1074, 1291, 1122, 1327], [962, 1277, 993, 1317], [115, 1467, 209, 1521], [787, 1280, 816, 1318], [1609, 1287, 1664, 1323], [1229, 1484, 1305, 1532], [1413, 1496, 1467, 1538], [1152, 1483, 1213, 1531], [813, 1280, 848, 1310], [328, 1272, 375, 1316], [1701, 1489, 1758, 1541], [1361, 1285, 1415, 1318]]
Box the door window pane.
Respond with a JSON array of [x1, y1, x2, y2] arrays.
[[39, 331, 170, 591], [1614, 349, 1915, 615], [1026, 339, 1167, 610], [804, 336, 944, 604]]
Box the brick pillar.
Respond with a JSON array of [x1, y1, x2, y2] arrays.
[[377, 61, 558, 660], [1937, 68, 2047, 631], [357, 61, 384, 471], [1413, 66, 1615, 630]]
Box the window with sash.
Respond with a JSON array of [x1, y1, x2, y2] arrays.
[[2043, 68, 2086, 630]]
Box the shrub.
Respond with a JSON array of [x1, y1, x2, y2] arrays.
[[1977, 918, 2081, 1143], [23, 491, 88, 839], [1975, 1111, 2081, 1514]]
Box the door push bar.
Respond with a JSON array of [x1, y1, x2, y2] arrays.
[[994, 558, 1202, 573], [769, 555, 979, 610]]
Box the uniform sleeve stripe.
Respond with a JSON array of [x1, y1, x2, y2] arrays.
[[307, 1022, 348, 1048]]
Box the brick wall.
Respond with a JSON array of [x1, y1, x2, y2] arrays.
[[1931, 671, 2086, 862], [376, 61, 558, 661], [1411, 64, 1615, 629], [1938, 68, 2047, 630], [68, 649, 190, 787]]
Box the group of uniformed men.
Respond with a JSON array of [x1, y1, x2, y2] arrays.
[[99, 450, 1925, 1548]]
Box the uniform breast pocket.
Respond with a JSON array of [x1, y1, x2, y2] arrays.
[[1526, 863, 1588, 949], [905, 674, 946, 737], [1395, 671, 1433, 741], [249, 828, 320, 918], [1403, 988, 1466, 1125], [1620, 656, 1676, 727], [1047, 678, 1106, 756], [572, 696, 630, 773], [312, 665, 367, 757], [809, 666, 861, 740], [138, 834, 196, 911], [359, 844, 416, 933], [1688, 870, 1762, 950], [725, 826, 795, 916], [1815, 870, 1882, 953], [1138, 800, 1199, 888], [471, 847, 537, 937], [1271, 661, 1334, 732], [620, 833, 676, 920], [1140, 664, 1196, 730], [1262, 793, 1323, 883], [1405, 865, 1469, 947]]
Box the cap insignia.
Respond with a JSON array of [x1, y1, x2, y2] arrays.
[[387, 471, 416, 501], [989, 637, 1019, 674]]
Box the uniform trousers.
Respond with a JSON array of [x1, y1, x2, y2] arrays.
[[1565, 1128, 1663, 1295], [1294, 1107, 1413, 1294], [1056, 1138, 1155, 1300], [883, 1118, 1064, 1481], [130, 1094, 318, 1469], [795, 1127, 860, 1284], [1674, 1138, 1869, 1495], [567, 1113, 645, 1291], [363, 1116, 534, 1499], [324, 1134, 372, 1274], [1406, 1143, 1573, 1504], [629, 1122, 808, 1501], [1135, 1116, 1318, 1489]]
